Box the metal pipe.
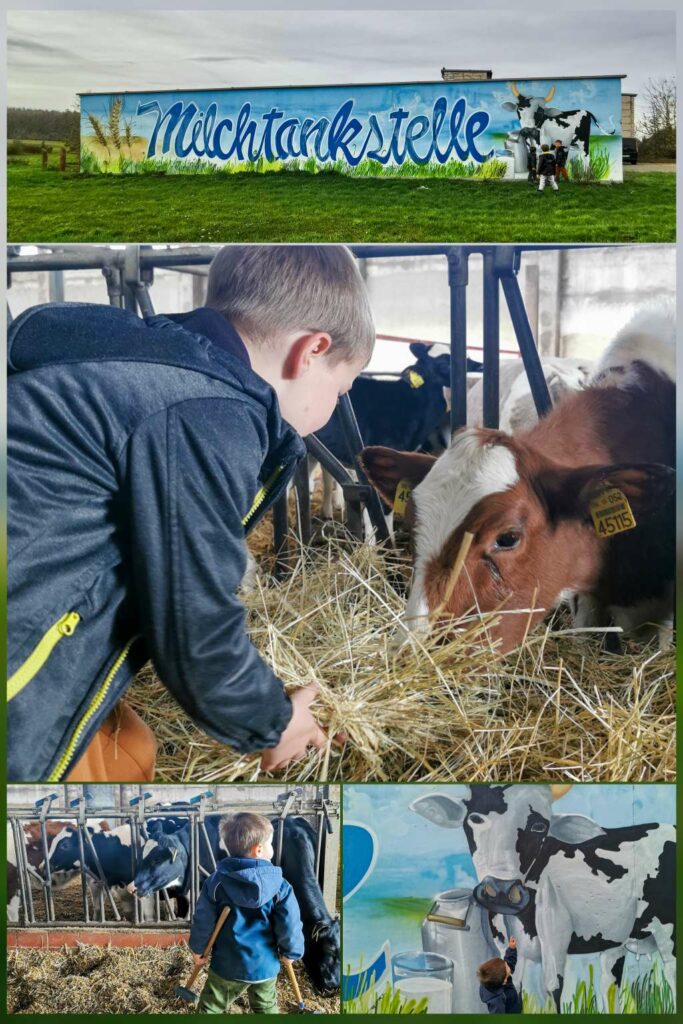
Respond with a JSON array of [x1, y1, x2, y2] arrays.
[[294, 458, 312, 548], [11, 818, 33, 925], [82, 826, 122, 921], [498, 255, 552, 418], [482, 249, 500, 429], [272, 492, 290, 575], [335, 393, 390, 543], [76, 823, 90, 924], [447, 248, 469, 432]]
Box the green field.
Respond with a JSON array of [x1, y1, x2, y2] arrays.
[[7, 148, 675, 243]]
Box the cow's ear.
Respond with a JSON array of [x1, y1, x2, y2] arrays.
[[360, 447, 436, 508], [410, 794, 467, 829], [544, 107, 564, 117], [548, 813, 606, 845], [409, 342, 431, 361], [535, 462, 674, 524], [501, 101, 518, 111]]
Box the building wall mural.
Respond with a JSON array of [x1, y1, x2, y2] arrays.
[[342, 785, 675, 1015], [80, 77, 623, 181]]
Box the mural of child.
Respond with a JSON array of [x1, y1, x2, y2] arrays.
[[554, 139, 570, 181], [478, 938, 523, 1014], [537, 144, 559, 192]]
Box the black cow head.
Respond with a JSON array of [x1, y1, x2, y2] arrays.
[[303, 915, 340, 995]]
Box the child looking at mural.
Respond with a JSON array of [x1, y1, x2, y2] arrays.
[[477, 938, 523, 1014], [537, 144, 559, 192], [527, 145, 538, 183], [189, 813, 305, 1014], [554, 139, 569, 180]]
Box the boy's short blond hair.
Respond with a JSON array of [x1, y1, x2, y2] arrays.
[[206, 245, 375, 366], [221, 812, 273, 857]]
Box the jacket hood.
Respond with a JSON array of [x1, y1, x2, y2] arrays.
[[215, 856, 284, 908], [479, 982, 504, 1005], [7, 302, 304, 460]]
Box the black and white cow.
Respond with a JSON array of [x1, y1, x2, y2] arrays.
[[502, 82, 616, 162], [411, 784, 675, 1013], [314, 344, 482, 517], [132, 814, 340, 994]]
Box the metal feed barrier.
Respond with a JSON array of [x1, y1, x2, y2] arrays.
[[8, 786, 339, 929], [7, 243, 591, 561]]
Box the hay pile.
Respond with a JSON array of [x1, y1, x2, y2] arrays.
[[8, 945, 337, 1014], [126, 537, 674, 783]]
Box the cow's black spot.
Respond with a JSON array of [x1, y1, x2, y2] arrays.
[[568, 931, 622, 954], [463, 785, 511, 854], [631, 837, 676, 956], [488, 913, 506, 944], [552, 974, 564, 1013], [611, 955, 626, 987], [516, 809, 549, 876]]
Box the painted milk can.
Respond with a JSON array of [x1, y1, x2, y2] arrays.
[[421, 887, 500, 1013]]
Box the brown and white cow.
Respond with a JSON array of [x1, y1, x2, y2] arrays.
[[361, 307, 675, 653]]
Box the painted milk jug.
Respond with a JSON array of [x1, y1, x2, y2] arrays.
[[391, 950, 454, 1014], [421, 888, 499, 1013]]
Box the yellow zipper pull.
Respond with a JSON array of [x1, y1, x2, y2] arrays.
[[58, 612, 81, 636]]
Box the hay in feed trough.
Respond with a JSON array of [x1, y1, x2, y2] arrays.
[[8, 945, 337, 1014], [127, 536, 675, 783]]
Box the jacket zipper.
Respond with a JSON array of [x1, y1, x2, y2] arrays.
[[241, 464, 285, 530], [7, 612, 81, 701], [48, 634, 141, 782]]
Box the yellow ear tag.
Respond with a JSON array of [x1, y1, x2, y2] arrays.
[[407, 370, 424, 389], [393, 479, 413, 517], [589, 487, 637, 539]]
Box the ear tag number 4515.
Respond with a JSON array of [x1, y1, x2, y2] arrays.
[[589, 487, 637, 539]]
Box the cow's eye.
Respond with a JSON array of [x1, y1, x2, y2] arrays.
[[493, 531, 521, 551], [468, 813, 485, 825], [530, 822, 547, 833]]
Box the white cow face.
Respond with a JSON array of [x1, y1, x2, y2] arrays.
[[411, 785, 606, 915]]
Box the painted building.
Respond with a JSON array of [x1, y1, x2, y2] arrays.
[[79, 76, 623, 181], [343, 784, 675, 1014]]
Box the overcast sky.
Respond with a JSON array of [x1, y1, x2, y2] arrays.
[[7, 9, 675, 117]]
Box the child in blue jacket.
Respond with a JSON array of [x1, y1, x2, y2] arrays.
[[477, 938, 523, 1014], [189, 812, 305, 1014]]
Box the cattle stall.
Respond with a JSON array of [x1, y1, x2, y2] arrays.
[[8, 242, 585, 557], [7, 784, 339, 928]]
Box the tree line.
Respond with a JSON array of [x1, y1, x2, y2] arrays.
[[8, 107, 80, 146]]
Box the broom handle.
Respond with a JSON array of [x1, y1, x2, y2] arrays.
[[186, 905, 231, 988], [283, 959, 304, 1005]]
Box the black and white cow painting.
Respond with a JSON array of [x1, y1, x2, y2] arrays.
[[411, 784, 675, 1013], [502, 82, 616, 163]]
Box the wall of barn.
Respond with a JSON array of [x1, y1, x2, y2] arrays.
[[7, 783, 330, 810], [343, 784, 676, 1010]]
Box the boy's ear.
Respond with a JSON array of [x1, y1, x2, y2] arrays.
[[284, 331, 333, 379], [360, 446, 436, 507], [535, 462, 675, 524]]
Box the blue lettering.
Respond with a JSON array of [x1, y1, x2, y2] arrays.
[[275, 117, 301, 158], [261, 107, 284, 161], [465, 110, 493, 163], [388, 108, 411, 163], [404, 115, 431, 163], [363, 114, 391, 163], [327, 99, 362, 164]]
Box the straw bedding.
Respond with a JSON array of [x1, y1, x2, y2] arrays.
[[126, 519, 675, 783], [8, 944, 337, 1014]]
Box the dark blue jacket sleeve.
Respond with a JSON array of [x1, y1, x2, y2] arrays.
[[189, 879, 220, 956], [272, 880, 305, 960], [485, 992, 507, 1014], [120, 397, 293, 751], [504, 946, 517, 974]]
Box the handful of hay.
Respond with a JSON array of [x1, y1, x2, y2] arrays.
[[128, 539, 675, 783]]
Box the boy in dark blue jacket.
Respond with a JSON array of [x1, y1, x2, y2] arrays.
[[189, 812, 304, 1014], [477, 938, 523, 1014], [8, 245, 375, 781]]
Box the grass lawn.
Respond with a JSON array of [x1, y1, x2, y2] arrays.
[[7, 152, 675, 243]]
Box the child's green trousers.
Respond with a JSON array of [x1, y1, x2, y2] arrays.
[[198, 969, 279, 1014]]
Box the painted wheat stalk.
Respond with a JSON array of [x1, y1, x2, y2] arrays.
[[87, 112, 110, 162], [124, 118, 134, 157], [107, 97, 123, 151]]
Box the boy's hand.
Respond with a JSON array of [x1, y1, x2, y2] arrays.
[[192, 952, 209, 967], [281, 957, 295, 966], [260, 684, 327, 771], [508, 938, 517, 949]]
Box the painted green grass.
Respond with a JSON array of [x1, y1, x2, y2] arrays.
[[522, 961, 675, 1015], [343, 979, 428, 1015], [372, 897, 433, 926], [7, 151, 674, 243], [81, 146, 508, 180]]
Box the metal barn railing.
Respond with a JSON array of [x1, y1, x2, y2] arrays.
[[8, 785, 339, 929], [7, 243, 594, 563]]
